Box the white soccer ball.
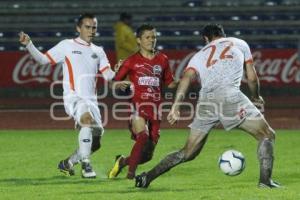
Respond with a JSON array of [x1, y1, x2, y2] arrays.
[[218, 150, 245, 176]]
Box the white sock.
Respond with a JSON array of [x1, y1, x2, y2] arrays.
[[78, 127, 92, 161], [68, 149, 81, 166]]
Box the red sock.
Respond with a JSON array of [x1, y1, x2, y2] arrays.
[[127, 131, 148, 178]]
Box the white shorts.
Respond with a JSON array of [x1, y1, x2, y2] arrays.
[[189, 89, 262, 134], [64, 93, 103, 135]]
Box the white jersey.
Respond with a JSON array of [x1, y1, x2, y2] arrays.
[[186, 37, 253, 92], [45, 37, 111, 99]]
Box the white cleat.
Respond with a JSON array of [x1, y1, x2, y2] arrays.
[[81, 159, 96, 178], [258, 180, 281, 188]]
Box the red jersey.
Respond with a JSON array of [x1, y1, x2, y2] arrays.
[[114, 51, 174, 104]]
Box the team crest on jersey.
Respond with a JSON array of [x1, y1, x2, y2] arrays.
[[153, 65, 162, 75], [91, 53, 98, 59]]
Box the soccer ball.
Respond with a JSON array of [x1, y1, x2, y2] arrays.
[[218, 150, 245, 176]]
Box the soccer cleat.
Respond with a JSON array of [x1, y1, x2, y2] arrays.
[[81, 159, 96, 178], [258, 180, 281, 188], [58, 159, 75, 176], [135, 172, 150, 188], [108, 155, 125, 179]]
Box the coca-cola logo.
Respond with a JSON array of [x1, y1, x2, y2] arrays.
[[251, 51, 300, 84], [13, 54, 63, 84]]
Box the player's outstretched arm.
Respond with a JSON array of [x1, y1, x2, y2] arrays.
[[167, 69, 196, 125], [244, 62, 264, 105], [18, 31, 50, 65]]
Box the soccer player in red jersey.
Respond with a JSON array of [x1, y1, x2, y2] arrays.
[[108, 24, 178, 179]]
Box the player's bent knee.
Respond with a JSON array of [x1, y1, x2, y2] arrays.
[[80, 113, 94, 127], [131, 116, 147, 133], [183, 132, 208, 162], [262, 126, 275, 141], [255, 123, 275, 141], [268, 127, 276, 140]]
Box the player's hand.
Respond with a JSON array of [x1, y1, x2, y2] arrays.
[[116, 81, 131, 91], [19, 31, 31, 46], [252, 95, 265, 105], [167, 107, 180, 125], [252, 95, 265, 113], [114, 59, 123, 73]]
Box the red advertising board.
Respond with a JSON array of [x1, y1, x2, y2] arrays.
[[0, 49, 299, 88]]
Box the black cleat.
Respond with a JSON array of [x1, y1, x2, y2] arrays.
[[58, 159, 75, 176], [258, 180, 281, 188], [135, 172, 150, 188]]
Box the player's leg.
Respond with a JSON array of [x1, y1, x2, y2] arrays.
[[78, 112, 94, 159], [126, 116, 150, 179], [139, 140, 156, 164], [57, 112, 94, 177], [108, 120, 134, 179], [58, 97, 84, 176], [65, 100, 102, 178], [135, 97, 218, 188], [139, 120, 160, 164], [77, 112, 97, 178], [60, 125, 102, 176], [109, 116, 149, 179], [135, 128, 209, 188], [238, 117, 280, 188], [220, 91, 280, 188]]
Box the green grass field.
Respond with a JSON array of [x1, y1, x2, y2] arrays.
[[0, 129, 299, 200]]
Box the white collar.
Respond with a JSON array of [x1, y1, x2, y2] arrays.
[[74, 37, 90, 46]]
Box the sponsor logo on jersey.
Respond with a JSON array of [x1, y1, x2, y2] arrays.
[[134, 64, 144, 68], [138, 76, 160, 86], [91, 53, 98, 59], [153, 65, 162, 75], [72, 51, 82, 54]]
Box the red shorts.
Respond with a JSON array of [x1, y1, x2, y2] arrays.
[[132, 102, 161, 121], [127, 102, 161, 144]]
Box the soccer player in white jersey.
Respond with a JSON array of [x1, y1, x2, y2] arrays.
[[19, 13, 129, 178], [135, 24, 281, 188]]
